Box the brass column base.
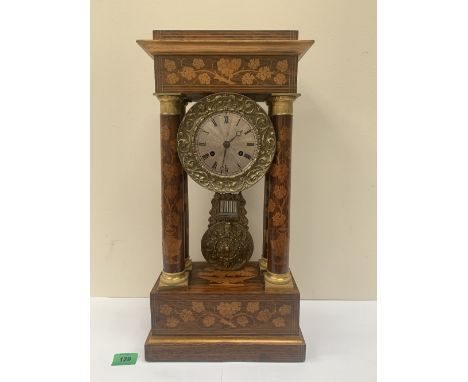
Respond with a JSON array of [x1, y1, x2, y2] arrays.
[[259, 257, 267, 271], [264, 270, 292, 284], [185, 258, 193, 271], [264, 270, 294, 289], [145, 330, 306, 362], [159, 270, 189, 288]]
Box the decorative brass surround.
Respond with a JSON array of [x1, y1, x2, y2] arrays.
[[156, 93, 185, 115], [259, 257, 267, 271], [268, 93, 300, 116], [177, 92, 276, 193]]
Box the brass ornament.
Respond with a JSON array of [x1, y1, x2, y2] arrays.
[[202, 192, 253, 270], [201, 221, 254, 270], [208, 192, 248, 227], [177, 92, 276, 194]]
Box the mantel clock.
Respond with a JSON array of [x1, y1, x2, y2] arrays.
[[137, 30, 314, 362]]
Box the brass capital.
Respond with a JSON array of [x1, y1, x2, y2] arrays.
[[155, 93, 185, 115], [267, 93, 301, 116], [160, 270, 188, 286]]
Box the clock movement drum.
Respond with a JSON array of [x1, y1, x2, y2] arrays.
[[137, 30, 314, 362]]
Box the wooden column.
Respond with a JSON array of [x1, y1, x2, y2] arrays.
[[157, 94, 188, 286], [264, 94, 299, 286], [259, 102, 274, 272], [259, 174, 271, 271]]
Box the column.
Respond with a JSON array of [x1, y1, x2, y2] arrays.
[[259, 101, 274, 271], [157, 94, 188, 286], [259, 174, 271, 271], [264, 94, 300, 286]]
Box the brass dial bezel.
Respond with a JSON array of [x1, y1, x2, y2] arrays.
[[177, 92, 276, 193]]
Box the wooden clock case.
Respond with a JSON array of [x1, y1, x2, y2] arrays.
[[137, 30, 314, 362]]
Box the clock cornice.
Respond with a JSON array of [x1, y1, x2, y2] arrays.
[[137, 30, 314, 101], [136, 39, 314, 60]]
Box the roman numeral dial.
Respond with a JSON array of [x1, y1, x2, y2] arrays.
[[195, 111, 259, 177], [177, 93, 277, 194]]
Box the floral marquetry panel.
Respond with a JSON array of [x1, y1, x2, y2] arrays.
[[154, 55, 298, 98], [152, 299, 299, 336]]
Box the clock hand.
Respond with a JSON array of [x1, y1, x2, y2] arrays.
[[228, 130, 243, 143], [220, 130, 242, 172], [221, 146, 228, 169]]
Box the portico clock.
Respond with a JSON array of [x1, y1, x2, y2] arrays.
[[137, 29, 314, 363]]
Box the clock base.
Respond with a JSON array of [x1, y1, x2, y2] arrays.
[[145, 261, 306, 362], [145, 330, 305, 362]]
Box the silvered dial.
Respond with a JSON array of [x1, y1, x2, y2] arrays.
[[195, 111, 259, 177], [177, 92, 276, 194]]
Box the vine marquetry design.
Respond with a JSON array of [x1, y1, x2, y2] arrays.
[[162, 57, 292, 87], [196, 265, 257, 285], [267, 117, 292, 268], [158, 301, 292, 330], [264, 111, 297, 275]]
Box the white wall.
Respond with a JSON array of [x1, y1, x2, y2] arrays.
[[91, 0, 376, 299]]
